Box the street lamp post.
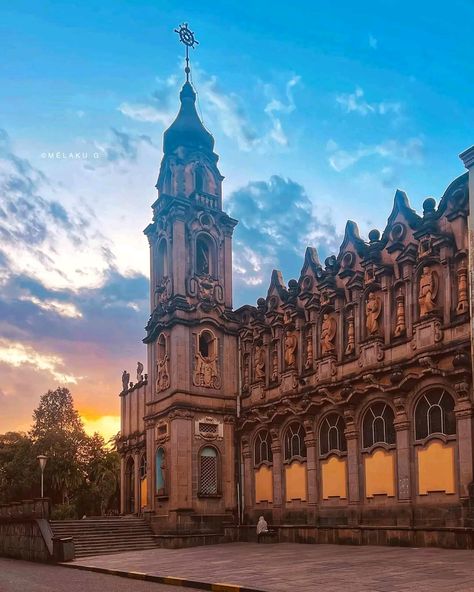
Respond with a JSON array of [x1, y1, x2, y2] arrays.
[[37, 455, 48, 498]]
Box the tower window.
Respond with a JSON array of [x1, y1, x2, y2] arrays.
[[198, 330, 215, 359], [157, 239, 168, 281], [196, 235, 213, 276]]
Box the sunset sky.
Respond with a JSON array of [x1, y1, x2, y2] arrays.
[[1, 0, 473, 440]]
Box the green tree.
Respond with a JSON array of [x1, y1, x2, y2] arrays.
[[30, 387, 88, 505], [0, 432, 36, 502]]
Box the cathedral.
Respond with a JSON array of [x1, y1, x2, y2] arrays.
[[118, 41, 474, 547]]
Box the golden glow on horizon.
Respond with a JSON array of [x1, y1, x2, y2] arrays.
[[81, 414, 120, 442]]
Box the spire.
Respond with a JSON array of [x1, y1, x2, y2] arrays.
[[163, 23, 215, 155]]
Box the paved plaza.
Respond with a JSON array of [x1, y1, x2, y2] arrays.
[[66, 542, 474, 592]]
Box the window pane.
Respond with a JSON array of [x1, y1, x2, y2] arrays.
[[415, 397, 429, 440], [429, 405, 443, 434]]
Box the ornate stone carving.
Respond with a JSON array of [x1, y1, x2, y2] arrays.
[[366, 292, 382, 335], [188, 274, 224, 307], [345, 315, 355, 355], [394, 292, 406, 337], [418, 266, 438, 316], [321, 313, 336, 355], [136, 362, 144, 383], [242, 354, 250, 391], [271, 346, 278, 381], [156, 337, 170, 393], [456, 265, 468, 314], [304, 327, 313, 370], [121, 370, 130, 392], [155, 276, 172, 307], [358, 339, 384, 368], [284, 328, 298, 368], [254, 344, 266, 381], [194, 351, 219, 388]]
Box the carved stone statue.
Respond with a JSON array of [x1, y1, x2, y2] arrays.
[[121, 370, 130, 392], [456, 266, 468, 314], [345, 316, 355, 355], [321, 313, 336, 355], [304, 328, 313, 370], [366, 293, 382, 335], [193, 351, 220, 389], [419, 266, 438, 316], [394, 293, 406, 337], [284, 330, 298, 368], [254, 345, 266, 381], [156, 352, 170, 393], [136, 362, 144, 382]]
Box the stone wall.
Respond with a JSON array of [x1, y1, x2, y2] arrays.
[[0, 499, 53, 562]]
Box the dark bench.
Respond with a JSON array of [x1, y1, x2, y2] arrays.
[[257, 529, 278, 543]]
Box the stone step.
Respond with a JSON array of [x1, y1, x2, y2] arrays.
[[50, 516, 159, 558]]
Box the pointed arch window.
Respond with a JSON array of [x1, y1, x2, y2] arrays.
[[362, 402, 396, 448], [320, 414, 347, 455], [284, 422, 306, 461], [254, 430, 273, 466], [414, 389, 456, 440]]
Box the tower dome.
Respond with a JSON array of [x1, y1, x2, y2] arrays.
[[163, 81, 215, 154]]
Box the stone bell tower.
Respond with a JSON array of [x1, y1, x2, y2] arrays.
[[142, 25, 239, 533]]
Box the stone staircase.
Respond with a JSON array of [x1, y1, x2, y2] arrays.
[[50, 517, 158, 558]]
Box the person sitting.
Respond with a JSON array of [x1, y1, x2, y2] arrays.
[[256, 515, 275, 542]]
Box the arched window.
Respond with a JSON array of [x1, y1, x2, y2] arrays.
[[155, 448, 166, 496], [319, 414, 347, 455], [362, 402, 396, 448], [414, 389, 456, 440], [195, 166, 205, 193], [199, 446, 219, 495], [157, 239, 168, 281], [139, 455, 147, 479], [284, 422, 306, 461], [196, 235, 213, 276], [254, 431, 273, 466], [198, 330, 216, 359]]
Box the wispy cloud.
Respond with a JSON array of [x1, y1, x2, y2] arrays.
[[19, 296, 82, 319], [227, 175, 341, 304], [336, 87, 401, 116], [118, 68, 301, 153], [0, 338, 80, 384], [327, 137, 424, 172]]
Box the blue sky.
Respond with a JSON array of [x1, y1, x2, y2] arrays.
[[0, 0, 472, 436]]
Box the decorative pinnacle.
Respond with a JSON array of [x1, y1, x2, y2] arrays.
[[174, 23, 199, 83]]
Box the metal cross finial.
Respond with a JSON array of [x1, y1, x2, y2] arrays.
[[174, 23, 199, 82]]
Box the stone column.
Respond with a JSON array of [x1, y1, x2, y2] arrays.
[[344, 411, 360, 524], [119, 456, 126, 514], [133, 450, 140, 514], [171, 208, 187, 297], [454, 382, 474, 500], [223, 417, 236, 512], [270, 430, 283, 523], [459, 146, 474, 387], [393, 398, 412, 508], [241, 437, 253, 522], [146, 423, 155, 510], [304, 419, 318, 523]]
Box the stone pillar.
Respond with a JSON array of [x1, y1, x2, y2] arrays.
[[270, 430, 283, 523], [171, 210, 187, 297], [393, 398, 412, 509], [223, 230, 234, 308], [344, 411, 360, 524], [119, 456, 126, 515], [454, 382, 474, 500], [146, 424, 155, 510], [223, 417, 236, 512], [459, 146, 474, 387], [304, 420, 318, 523], [169, 411, 193, 529], [241, 437, 253, 522], [133, 450, 140, 514]]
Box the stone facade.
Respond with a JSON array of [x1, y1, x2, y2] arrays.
[[119, 72, 474, 540]]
